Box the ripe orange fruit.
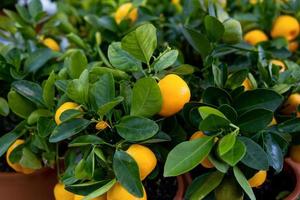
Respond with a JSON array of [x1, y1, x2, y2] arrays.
[[171, 0, 180, 5], [248, 170, 267, 188], [53, 183, 74, 200], [107, 182, 147, 200], [95, 121, 109, 131], [55, 102, 81, 125], [189, 131, 214, 168], [288, 41, 299, 52], [290, 145, 300, 163], [158, 74, 191, 117], [74, 194, 107, 200], [242, 78, 253, 91], [126, 144, 157, 180], [6, 139, 35, 174], [249, 0, 262, 4], [281, 93, 300, 116], [244, 29, 268, 45], [271, 15, 300, 41], [43, 38, 60, 51], [271, 60, 286, 73], [114, 3, 138, 24]]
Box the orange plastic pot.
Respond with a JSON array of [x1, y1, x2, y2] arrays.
[[0, 168, 57, 200]]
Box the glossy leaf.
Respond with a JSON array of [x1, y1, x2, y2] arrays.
[[83, 179, 116, 200], [121, 23, 157, 64], [97, 96, 124, 116], [263, 133, 283, 172], [204, 15, 224, 41], [49, 118, 91, 143], [130, 77, 162, 117], [199, 114, 231, 131], [43, 71, 56, 108], [0, 97, 9, 116], [202, 87, 232, 107], [198, 106, 227, 120], [233, 167, 256, 200], [219, 140, 246, 166], [69, 135, 105, 147], [153, 49, 178, 72], [116, 116, 159, 141], [67, 69, 89, 104], [24, 48, 57, 73], [65, 50, 88, 79], [37, 117, 56, 138], [113, 151, 143, 198], [164, 137, 214, 177], [218, 132, 236, 156]]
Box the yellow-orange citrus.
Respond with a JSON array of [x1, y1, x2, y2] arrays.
[[269, 117, 277, 126], [74, 194, 107, 200], [171, 0, 180, 5], [271, 15, 300, 41], [189, 131, 214, 168], [242, 78, 253, 91], [244, 29, 268, 45], [281, 93, 300, 115], [288, 41, 299, 52], [55, 102, 81, 125], [126, 144, 157, 180], [158, 74, 191, 117], [53, 183, 74, 200], [249, 0, 262, 4], [248, 170, 267, 188], [107, 182, 147, 200], [6, 139, 35, 174], [95, 121, 109, 131], [114, 3, 138, 24], [290, 145, 300, 163], [271, 59, 286, 73], [43, 38, 60, 51]]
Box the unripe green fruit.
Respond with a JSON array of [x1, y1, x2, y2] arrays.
[[215, 176, 244, 200], [222, 18, 243, 44]]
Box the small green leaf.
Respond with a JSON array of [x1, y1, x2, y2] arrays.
[[60, 109, 83, 123], [43, 71, 56, 108], [27, 109, 52, 125], [97, 96, 124, 116], [83, 179, 116, 200], [204, 15, 224, 42], [116, 116, 159, 142], [108, 42, 142, 72], [37, 117, 56, 138], [67, 33, 87, 49], [69, 135, 105, 147], [113, 151, 143, 198], [198, 106, 227, 119], [130, 77, 162, 117], [153, 49, 178, 72], [0, 121, 26, 157], [66, 50, 88, 79], [202, 87, 232, 107], [220, 140, 246, 166], [164, 137, 214, 177], [0, 97, 9, 116], [233, 167, 256, 200], [49, 118, 91, 143], [28, 0, 43, 20], [18, 147, 42, 169], [121, 23, 157, 64], [67, 69, 89, 104], [218, 132, 236, 156], [199, 114, 231, 131], [8, 90, 36, 119]]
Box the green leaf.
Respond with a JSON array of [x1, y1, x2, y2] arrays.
[[18, 147, 42, 169], [218, 132, 236, 156], [234, 89, 283, 114], [219, 140, 246, 166], [108, 42, 142, 72], [67, 69, 89, 104], [171, 64, 195, 75], [49, 118, 91, 143], [181, 27, 212, 58], [27, 109, 52, 125], [15, 5, 31, 23], [237, 109, 273, 133], [130, 77, 162, 117], [89, 66, 129, 81], [239, 137, 269, 170], [67, 33, 87, 49], [7, 90, 36, 119], [75, 159, 91, 179], [66, 50, 88, 79], [208, 154, 229, 173], [97, 96, 124, 116], [199, 114, 231, 131], [113, 151, 143, 198], [37, 117, 56, 138], [218, 104, 238, 122], [121, 23, 157, 64], [226, 69, 249, 89], [204, 15, 224, 41], [83, 179, 116, 200], [140, 131, 171, 144], [198, 106, 227, 119], [43, 71, 56, 108], [28, 0, 43, 20], [60, 109, 83, 123], [233, 167, 256, 200], [263, 133, 283, 172], [153, 49, 178, 72], [0, 97, 9, 116], [212, 63, 227, 88], [185, 173, 210, 200], [202, 87, 231, 107], [277, 118, 300, 134], [69, 135, 105, 147], [12, 80, 45, 107], [190, 171, 224, 200], [0, 121, 26, 157], [115, 116, 159, 142], [164, 137, 214, 177], [66, 180, 111, 197], [89, 73, 115, 111], [24, 48, 58, 73]]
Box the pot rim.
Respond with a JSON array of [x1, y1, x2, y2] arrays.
[[0, 167, 55, 178], [284, 158, 300, 200]]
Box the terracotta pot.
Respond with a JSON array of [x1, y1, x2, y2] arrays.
[[0, 168, 57, 200], [284, 158, 300, 200], [173, 173, 192, 200]]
